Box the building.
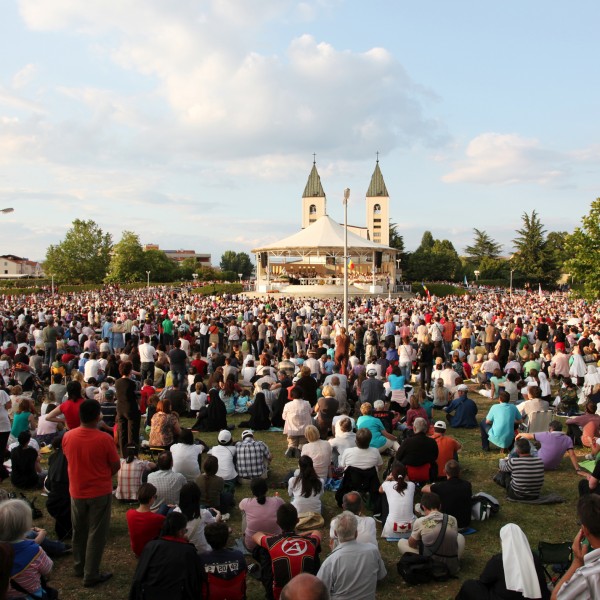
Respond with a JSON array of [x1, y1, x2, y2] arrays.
[[143, 245, 211, 266], [0, 255, 44, 278]]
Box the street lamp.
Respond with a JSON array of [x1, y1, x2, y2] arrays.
[[146, 271, 151, 289], [238, 273, 243, 286], [192, 273, 198, 283], [343, 188, 350, 330], [51, 275, 54, 295], [510, 269, 515, 297], [474, 270, 480, 282]]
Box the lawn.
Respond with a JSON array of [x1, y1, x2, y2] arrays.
[[10, 385, 584, 600]]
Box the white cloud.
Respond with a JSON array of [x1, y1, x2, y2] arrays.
[[442, 133, 567, 185], [12, 64, 37, 89]]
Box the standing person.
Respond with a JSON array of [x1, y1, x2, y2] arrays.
[[115, 361, 141, 457], [334, 327, 350, 375], [168, 340, 188, 391], [42, 317, 59, 367], [0, 387, 11, 458], [317, 511, 386, 600], [138, 336, 156, 386], [62, 400, 120, 587]]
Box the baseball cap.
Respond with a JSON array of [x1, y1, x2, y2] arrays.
[[367, 368, 377, 377], [242, 430, 254, 439], [434, 420, 447, 430], [218, 430, 232, 444], [456, 384, 468, 392]]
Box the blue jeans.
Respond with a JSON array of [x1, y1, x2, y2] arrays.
[[26, 530, 68, 557]]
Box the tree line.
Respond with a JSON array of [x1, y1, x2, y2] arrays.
[[43, 221, 254, 285]]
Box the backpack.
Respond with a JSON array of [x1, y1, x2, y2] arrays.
[[471, 492, 500, 521]]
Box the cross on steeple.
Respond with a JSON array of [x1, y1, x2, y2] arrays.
[[376, 151, 379, 163], [313, 153, 316, 165]]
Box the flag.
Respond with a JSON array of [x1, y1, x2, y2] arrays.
[[422, 282, 431, 298], [464, 275, 468, 286], [539, 283, 543, 297], [348, 258, 355, 270]]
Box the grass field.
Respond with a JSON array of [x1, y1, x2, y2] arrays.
[[8, 384, 585, 600]]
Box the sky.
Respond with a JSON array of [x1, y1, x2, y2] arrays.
[[1, 0, 599, 265]]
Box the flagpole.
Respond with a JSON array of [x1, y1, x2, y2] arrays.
[[343, 188, 350, 330]]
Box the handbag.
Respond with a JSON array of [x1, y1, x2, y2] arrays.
[[296, 511, 324, 531]]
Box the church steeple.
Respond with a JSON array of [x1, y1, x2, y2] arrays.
[[302, 155, 326, 198], [302, 155, 327, 228], [366, 154, 389, 197], [366, 154, 390, 245]]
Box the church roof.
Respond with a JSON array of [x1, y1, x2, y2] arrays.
[[302, 162, 326, 198], [366, 160, 389, 197], [252, 215, 394, 253]]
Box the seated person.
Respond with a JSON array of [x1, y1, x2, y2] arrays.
[[456, 523, 549, 600], [195, 455, 234, 514], [557, 379, 580, 415], [379, 461, 415, 540], [496, 438, 545, 500], [10, 431, 45, 489], [129, 512, 204, 599], [126, 483, 166, 557], [200, 522, 247, 600], [328, 417, 356, 467], [443, 385, 478, 428], [517, 385, 550, 425], [422, 460, 472, 529], [429, 420, 462, 478], [481, 391, 522, 452], [566, 402, 600, 448], [339, 428, 383, 471], [516, 421, 579, 472], [395, 417, 439, 481], [329, 492, 377, 549], [356, 402, 399, 454], [398, 492, 464, 576]]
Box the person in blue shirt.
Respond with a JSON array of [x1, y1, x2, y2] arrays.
[[444, 385, 478, 428], [481, 391, 522, 451], [357, 402, 399, 452]]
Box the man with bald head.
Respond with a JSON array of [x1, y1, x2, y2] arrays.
[[280, 573, 329, 600]]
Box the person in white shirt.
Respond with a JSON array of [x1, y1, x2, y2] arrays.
[[208, 430, 238, 483], [170, 429, 206, 481], [83, 352, 102, 382], [329, 492, 377, 549], [329, 417, 356, 467], [339, 428, 383, 471]]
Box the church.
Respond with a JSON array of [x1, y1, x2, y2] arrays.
[[251, 157, 398, 295]]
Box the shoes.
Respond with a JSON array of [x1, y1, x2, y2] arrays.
[[83, 573, 113, 587], [247, 563, 262, 580], [285, 447, 299, 459]]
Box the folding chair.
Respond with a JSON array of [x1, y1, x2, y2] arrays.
[[526, 410, 553, 434], [537, 541, 572, 583]]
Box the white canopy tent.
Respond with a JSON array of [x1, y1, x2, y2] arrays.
[[251, 215, 399, 293]]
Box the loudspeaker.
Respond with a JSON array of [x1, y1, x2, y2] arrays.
[[375, 252, 382, 268], [326, 256, 336, 266], [260, 253, 268, 269]]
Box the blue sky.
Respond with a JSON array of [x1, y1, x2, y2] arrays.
[[1, 0, 598, 265]]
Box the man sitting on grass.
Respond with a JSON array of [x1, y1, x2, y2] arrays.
[[496, 438, 544, 500]]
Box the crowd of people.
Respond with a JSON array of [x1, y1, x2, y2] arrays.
[[0, 284, 599, 599]]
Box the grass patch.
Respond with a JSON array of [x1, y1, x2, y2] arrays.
[[10, 384, 584, 599]]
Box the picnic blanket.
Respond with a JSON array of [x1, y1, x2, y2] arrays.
[[506, 493, 565, 505]]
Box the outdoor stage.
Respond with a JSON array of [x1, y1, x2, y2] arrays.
[[244, 282, 414, 298]]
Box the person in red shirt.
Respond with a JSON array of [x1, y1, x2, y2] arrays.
[[126, 483, 165, 557], [45, 380, 85, 430], [62, 399, 120, 587], [430, 420, 462, 479], [139, 380, 156, 415], [190, 354, 208, 378], [252, 503, 321, 600]]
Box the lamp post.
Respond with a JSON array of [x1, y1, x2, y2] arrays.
[[343, 188, 350, 329], [51, 275, 54, 295], [146, 271, 151, 289], [474, 270, 480, 282], [238, 272, 243, 286], [510, 269, 514, 297]]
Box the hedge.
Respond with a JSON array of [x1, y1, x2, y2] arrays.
[[414, 283, 467, 297]]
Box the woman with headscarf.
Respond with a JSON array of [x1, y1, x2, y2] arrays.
[[240, 392, 271, 431], [456, 523, 549, 599], [205, 388, 228, 432]]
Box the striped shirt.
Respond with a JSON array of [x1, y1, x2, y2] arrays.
[[500, 455, 544, 499]]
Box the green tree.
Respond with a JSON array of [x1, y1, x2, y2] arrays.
[[105, 231, 146, 283], [389, 221, 405, 253], [406, 234, 461, 281], [566, 198, 600, 298], [142, 249, 177, 282], [511, 210, 558, 285], [44, 219, 112, 284], [546, 231, 570, 267], [418, 231, 435, 251], [464, 228, 502, 265], [178, 257, 199, 281], [478, 256, 507, 279], [220, 251, 253, 278]]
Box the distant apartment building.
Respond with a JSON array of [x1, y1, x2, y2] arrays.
[[0, 255, 44, 277], [143, 244, 211, 266]]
